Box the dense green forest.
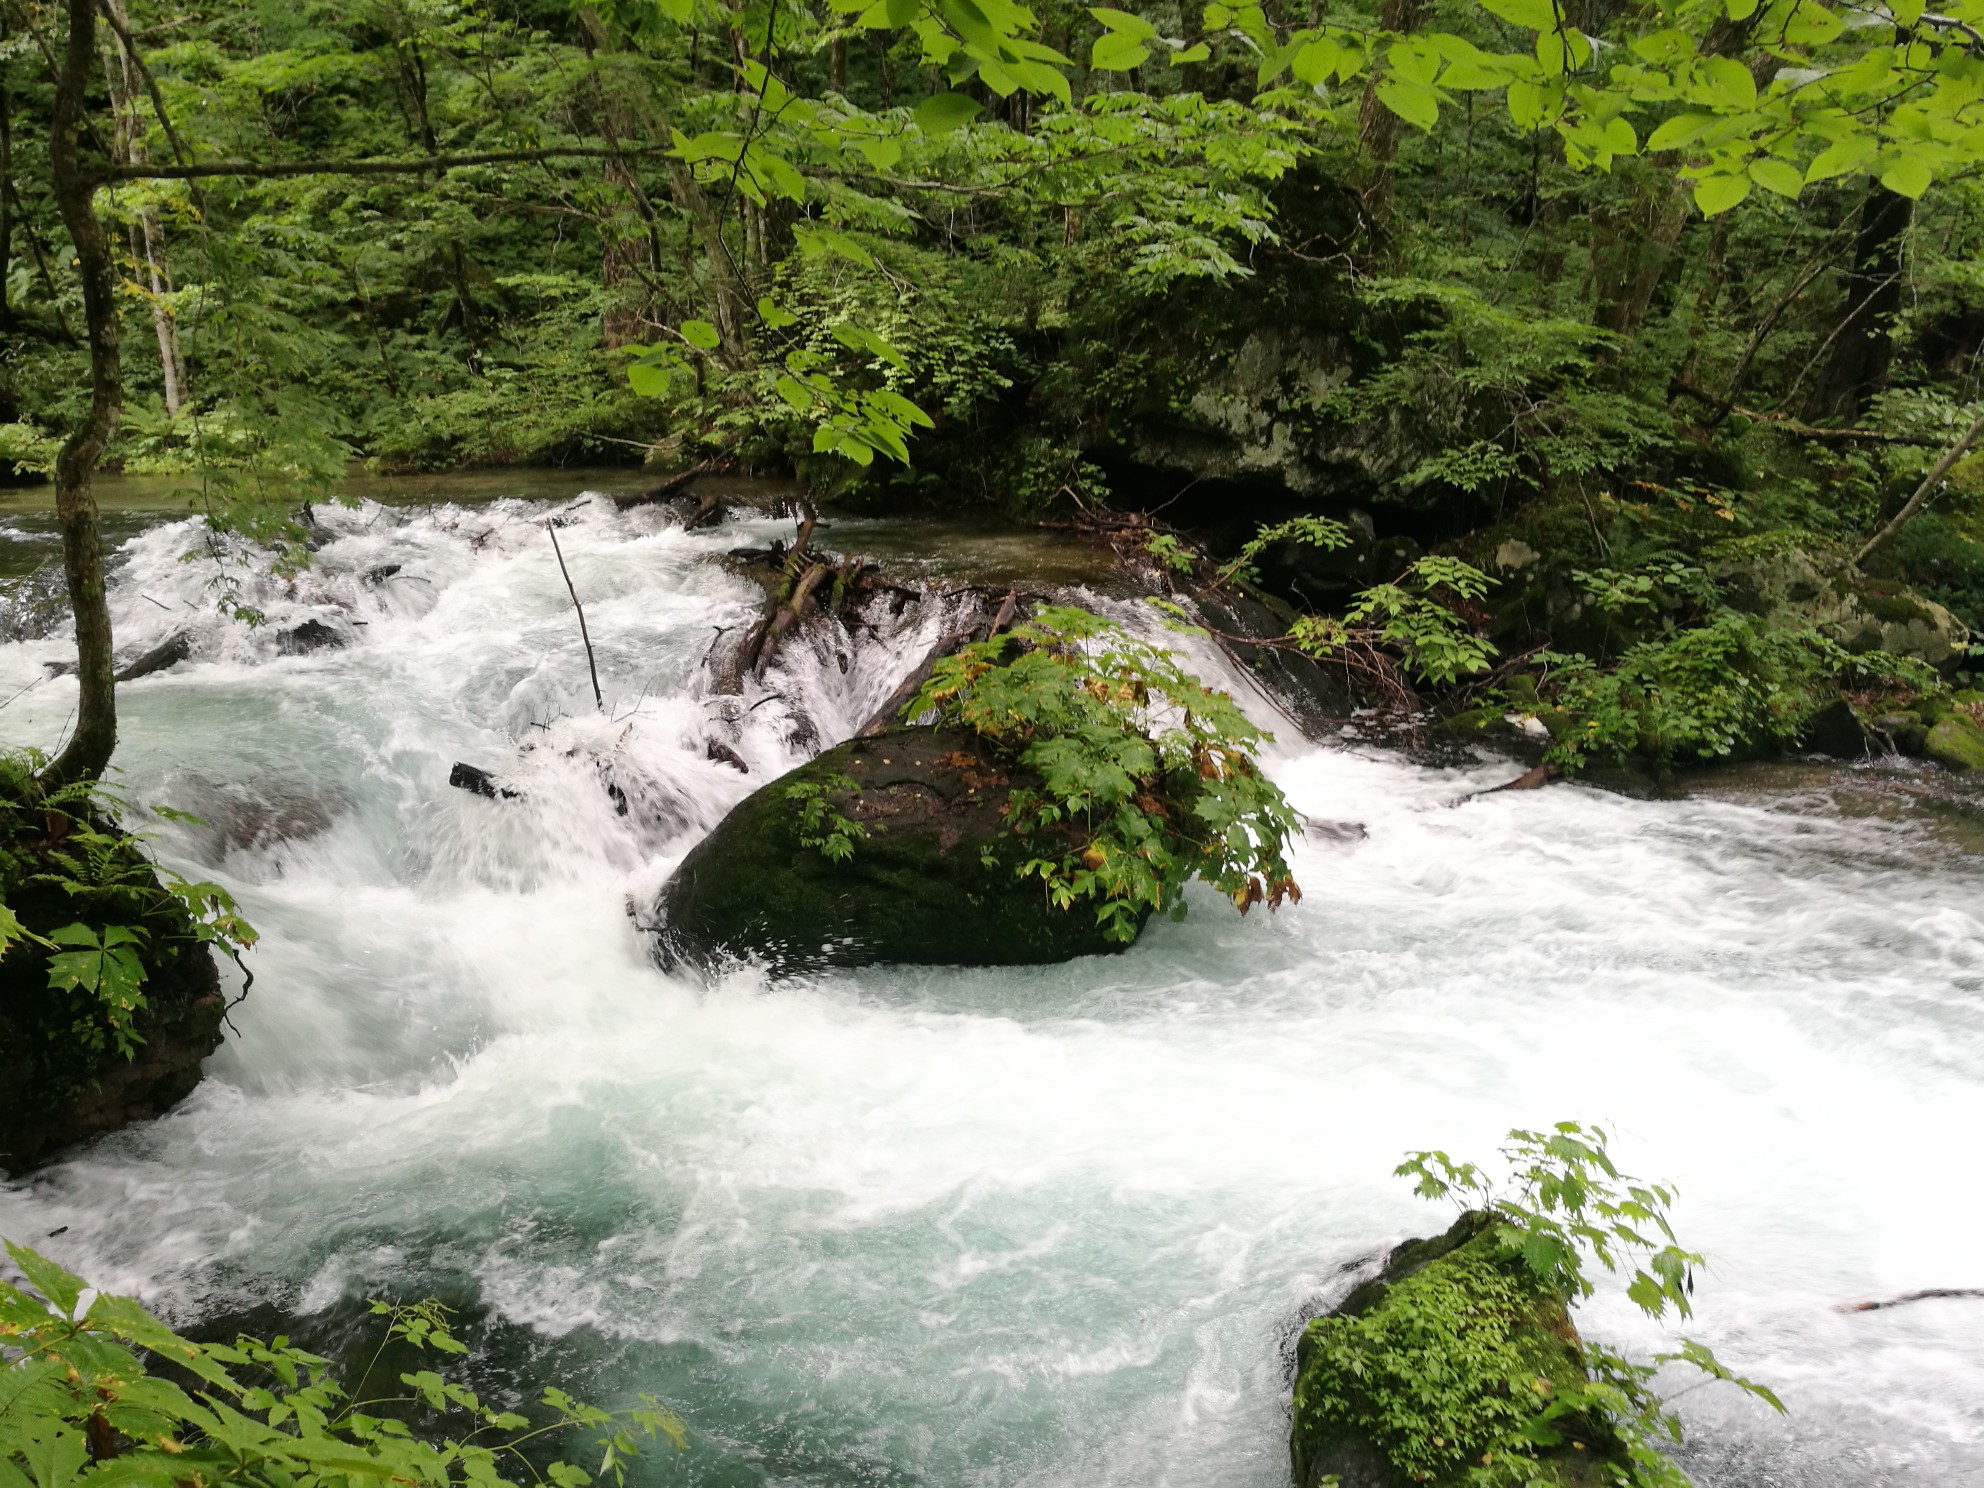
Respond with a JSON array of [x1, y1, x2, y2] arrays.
[[3, 0, 1984, 741], [12, 0, 1984, 784], [6, 1, 1984, 1480]]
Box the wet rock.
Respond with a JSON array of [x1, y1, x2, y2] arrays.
[[276, 618, 349, 655], [361, 563, 403, 586], [1800, 697, 1873, 761], [1194, 589, 1358, 738], [705, 739, 749, 773], [114, 630, 191, 682], [449, 762, 517, 800], [1291, 1211, 1627, 1488], [1927, 713, 1984, 771], [0, 847, 224, 1174], [653, 726, 1144, 974]]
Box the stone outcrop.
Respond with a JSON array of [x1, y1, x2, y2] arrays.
[[0, 876, 224, 1173], [1291, 1211, 1627, 1488], [653, 726, 1144, 974]]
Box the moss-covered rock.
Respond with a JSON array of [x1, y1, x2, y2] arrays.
[[653, 726, 1145, 974], [1926, 712, 1984, 771], [0, 853, 225, 1174], [1291, 1212, 1628, 1488]]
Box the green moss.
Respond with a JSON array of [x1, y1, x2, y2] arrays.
[[1292, 1218, 1628, 1488], [1927, 713, 1984, 771]]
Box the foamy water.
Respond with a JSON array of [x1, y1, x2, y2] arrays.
[[0, 492, 1980, 1486]]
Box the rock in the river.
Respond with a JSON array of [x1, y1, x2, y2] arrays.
[[1291, 1211, 1628, 1488], [0, 858, 225, 1173], [276, 618, 349, 655], [1927, 712, 1984, 771], [653, 726, 1144, 972], [1800, 697, 1873, 760]]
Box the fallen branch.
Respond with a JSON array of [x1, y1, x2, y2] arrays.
[[752, 560, 833, 678], [1852, 405, 1984, 568], [611, 459, 717, 510], [1670, 382, 1946, 446], [545, 521, 603, 711], [1835, 1288, 1984, 1312]]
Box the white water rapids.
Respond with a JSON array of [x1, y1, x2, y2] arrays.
[[1, 489, 1981, 1486]]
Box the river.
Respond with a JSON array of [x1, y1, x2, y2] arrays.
[[1, 479, 1980, 1487]]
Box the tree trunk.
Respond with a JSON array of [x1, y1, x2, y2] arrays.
[[101, 0, 186, 414], [46, 0, 121, 787], [1589, 162, 1694, 338], [1355, 0, 1424, 233], [1, 54, 13, 336], [1810, 184, 1911, 424]]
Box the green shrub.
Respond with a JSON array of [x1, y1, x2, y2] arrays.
[[0, 1241, 684, 1488], [907, 605, 1301, 942]]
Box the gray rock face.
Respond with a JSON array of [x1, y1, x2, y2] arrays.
[[1712, 548, 1969, 671], [1123, 324, 1457, 513]]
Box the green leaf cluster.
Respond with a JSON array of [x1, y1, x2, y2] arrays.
[[0, 1242, 685, 1488], [906, 604, 1301, 940]]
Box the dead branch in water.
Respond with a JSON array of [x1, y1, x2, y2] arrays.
[[545, 521, 603, 711], [1836, 1288, 1984, 1312]]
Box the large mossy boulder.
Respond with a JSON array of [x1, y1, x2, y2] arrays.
[[654, 726, 1145, 973], [1291, 1211, 1628, 1488], [0, 861, 225, 1174]]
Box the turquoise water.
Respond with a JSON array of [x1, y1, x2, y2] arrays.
[[1, 492, 1980, 1486]]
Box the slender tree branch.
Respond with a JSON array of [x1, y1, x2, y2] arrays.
[[92, 142, 678, 182], [93, 0, 191, 169], [1852, 406, 1984, 568]]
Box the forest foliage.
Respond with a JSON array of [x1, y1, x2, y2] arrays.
[[7, 0, 1984, 779]]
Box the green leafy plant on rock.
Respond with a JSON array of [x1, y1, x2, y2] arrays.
[[1294, 1123, 1782, 1488], [785, 774, 870, 864], [0, 749, 257, 1063], [907, 605, 1301, 942], [0, 1239, 685, 1488]]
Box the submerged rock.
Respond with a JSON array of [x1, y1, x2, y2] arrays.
[[1291, 1211, 1627, 1488], [653, 726, 1142, 973], [276, 618, 349, 655]]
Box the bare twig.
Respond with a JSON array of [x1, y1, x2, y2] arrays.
[[544, 521, 603, 711]]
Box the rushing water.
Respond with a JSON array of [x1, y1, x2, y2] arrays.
[[1, 488, 1982, 1487]]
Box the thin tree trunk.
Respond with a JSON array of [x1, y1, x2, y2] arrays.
[[101, 0, 187, 414], [1355, 0, 1423, 234], [46, 0, 122, 786], [1, 53, 13, 335], [1852, 406, 1984, 568], [1810, 184, 1911, 424]]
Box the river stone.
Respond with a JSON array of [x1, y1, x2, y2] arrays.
[[1291, 1211, 1628, 1488], [0, 851, 225, 1174], [653, 726, 1144, 973], [1927, 713, 1984, 771]]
